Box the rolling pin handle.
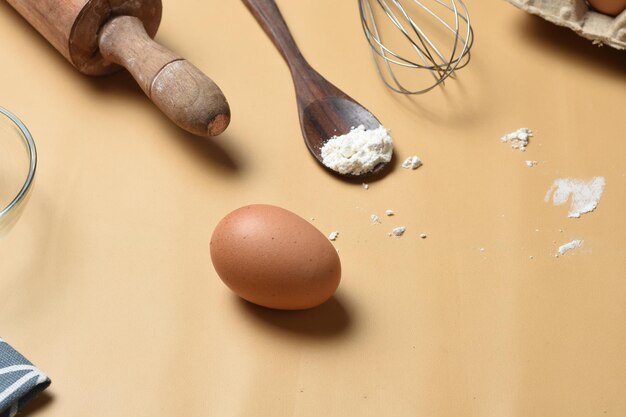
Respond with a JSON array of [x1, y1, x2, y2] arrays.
[[98, 16, 230, 137]]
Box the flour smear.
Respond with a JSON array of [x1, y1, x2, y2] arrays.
[[557, 239, 584, 257], [545, 177, 606, 218]]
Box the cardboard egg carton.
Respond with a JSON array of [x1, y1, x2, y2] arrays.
[[504, 0, 626, 49]]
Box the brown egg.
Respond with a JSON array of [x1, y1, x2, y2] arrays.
[[210, 204, 341, 310], [587, 0, 626, 16]]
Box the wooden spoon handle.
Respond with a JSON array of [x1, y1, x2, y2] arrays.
[[98, 16, 230, 137], [242, 0, 347, 106], [242, 0, 307, 69]]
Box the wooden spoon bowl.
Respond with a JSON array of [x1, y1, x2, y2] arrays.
[[243, 0, 391, 179], [300, 97, 386, 177]]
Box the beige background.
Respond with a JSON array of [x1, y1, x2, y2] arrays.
[[1, 0, 625, 416]]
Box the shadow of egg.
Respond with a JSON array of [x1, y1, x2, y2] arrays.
[[236, 294, 353, 339]]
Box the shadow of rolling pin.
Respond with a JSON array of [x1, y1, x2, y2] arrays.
[[7, 0, 230, 137]]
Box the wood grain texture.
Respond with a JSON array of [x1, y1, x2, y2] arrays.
[[99, 16, 230, 136], [70, 0, 161, 75], [3, 1, 626, 416], [7, 1, 229, 136], [6, 0, 161, 75], [7, 0, 86, 64], [242, 0, 385, 177], [98, 15, 180, 93], [151, 60, 231, 137]]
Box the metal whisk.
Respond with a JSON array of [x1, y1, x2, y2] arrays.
[[359, 0, 474, 94]]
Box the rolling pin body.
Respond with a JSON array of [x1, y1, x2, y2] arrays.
[[7, 0, 230, 136], [7, 0, 161, 75]]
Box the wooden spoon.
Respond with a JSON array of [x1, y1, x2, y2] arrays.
[[242, 0, 390, 177]]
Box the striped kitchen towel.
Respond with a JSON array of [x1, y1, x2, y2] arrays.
[[0, 338, 50, 417]]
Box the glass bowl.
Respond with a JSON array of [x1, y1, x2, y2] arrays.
[[0, 107, 37, 236]]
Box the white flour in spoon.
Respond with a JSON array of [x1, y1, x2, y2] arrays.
[[545, 177, 606, 218], [321, 125, 393, 175]]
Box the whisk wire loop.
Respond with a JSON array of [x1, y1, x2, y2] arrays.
[[359, 0, 474, 94]]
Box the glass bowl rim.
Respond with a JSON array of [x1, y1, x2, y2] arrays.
[[0, 106, 37, 220]]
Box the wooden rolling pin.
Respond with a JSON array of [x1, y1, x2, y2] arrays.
[[7, 0, 230, 136]]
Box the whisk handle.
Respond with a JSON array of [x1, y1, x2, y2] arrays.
[[242, 0, 307, 68]]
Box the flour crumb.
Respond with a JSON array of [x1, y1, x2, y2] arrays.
[[479, 247, 485, 252], [321, 125, 393, 175], [391, 227, 406, 237], [370, 214, 381, 224], [529, 255, 534, 260], [557, 239, 583, 257], [402, 156, 423, 170], [501, 128, 533, 151], [525, 160, 537, 167], [385, 209, 395, 216], [420, 233, 427, 239], [362, 183, 369, 190], [545, 177, 605, 218], [328, 231, 339, 241]]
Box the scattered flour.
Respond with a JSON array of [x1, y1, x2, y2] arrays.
[[370, 214, 381, 224], [420, 233, 427, 239], [321, 125, 393, 175], [362, 183, 369, 190], [385, 209, 395, 216], [557, 239, 583, 256], [402, 156, 423, 170], [328, 231, 339, 241], [391, 227, 406, 236], [501, 128, 533, 151], [525, 160, 537, 167], [545, 177, 606, 218]]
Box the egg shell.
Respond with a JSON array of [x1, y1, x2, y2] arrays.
[[210, 204, 341, 310], [587, 0, 626, 16]]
